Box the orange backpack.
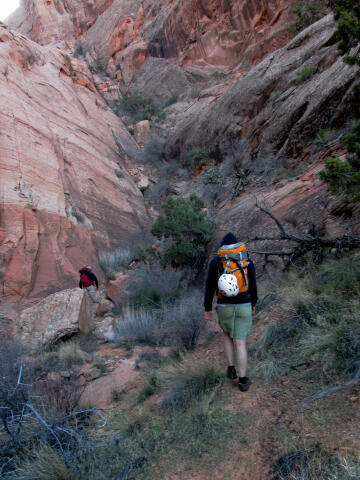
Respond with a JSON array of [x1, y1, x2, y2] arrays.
[[217, 242, 249, 298]]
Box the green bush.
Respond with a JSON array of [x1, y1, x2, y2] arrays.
[[151, 194, 214, 268], [73, 40, 87, 58], [114, 96, 165, 123], [185, 148, 210, 170], [137, 374, 158, 402], [315, 128, 339, 145], [287, 1, 330, 37], [160, 362, 223, 411], [296, 65, 317, 83], [320, 120, 360, 202], [334, 0, 360, 66]]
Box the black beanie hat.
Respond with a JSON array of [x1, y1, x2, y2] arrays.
[[220, 232, 238, 246]]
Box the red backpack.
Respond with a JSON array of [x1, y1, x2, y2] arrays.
[[80, 271, 93, 288]]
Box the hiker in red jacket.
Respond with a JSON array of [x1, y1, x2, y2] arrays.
[[79, 266, 99, 299], [204, 233, 257, 392]]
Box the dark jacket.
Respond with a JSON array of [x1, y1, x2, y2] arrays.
[[79, 269, 99, 289], [204, 232, 258, 312]]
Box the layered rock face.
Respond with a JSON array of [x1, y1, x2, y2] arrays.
[[167, 15, 358, 158], [166, 15, 360, 249], [8, 0, 292, 87], [0, 25, 148, 302], [6, 0, 115, 45]]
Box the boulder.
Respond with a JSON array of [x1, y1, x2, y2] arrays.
[[134, 120, 150, 148], [93, 317, 116, 342], [15, 289, 93, 351], [79, 359, 140, 409], [84, 367, 103, 381], [106, 274, 129, 302], [96, 298, 113, 316]]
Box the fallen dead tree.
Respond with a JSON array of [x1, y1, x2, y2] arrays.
[[0, 339, 106, 478], [247, 200, 360, 269], [301, 363, 360, 405]]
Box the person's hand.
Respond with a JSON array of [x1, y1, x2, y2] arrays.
[[252, 306, 256, 315], [204, 311, 213, 321]]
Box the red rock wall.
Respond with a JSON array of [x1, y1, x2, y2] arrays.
[[6, 0, 115, 45], [8, 0, 292, 73], [144, 0, 291, 69], [0, 25, 148, 303]]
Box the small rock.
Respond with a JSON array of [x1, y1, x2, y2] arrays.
[[83, 352, 93, 363], [96, 299, 113, 316], [93, 317, 115, 342], [85, 367, 102, 381]]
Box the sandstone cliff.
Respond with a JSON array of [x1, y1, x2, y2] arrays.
[[0, 24, 148, 302], [8, 0, 293, 87]]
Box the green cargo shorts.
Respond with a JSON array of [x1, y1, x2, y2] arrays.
[[215, 304, 252, 340]]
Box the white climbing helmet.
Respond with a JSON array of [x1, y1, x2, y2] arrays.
[[218, 273, 239, 297]]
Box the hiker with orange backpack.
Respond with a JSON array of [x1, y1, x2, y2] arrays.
[[204, 233, 257, 392], [79, 266, 99, 299]]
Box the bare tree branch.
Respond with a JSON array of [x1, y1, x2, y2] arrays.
[[248, 200, 360, 267], [301, 364, 360, 405]]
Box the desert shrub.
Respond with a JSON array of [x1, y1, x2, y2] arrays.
[[55, 340, 87, 369], [202, 165, 226, 185], [184, 148, 210, 170], [111, 388, 127, 402], [160, 291, 208, 350], [161, 95, 178, 108], [88, 51, 107, 73], [272, 448, 360, 479], [12, 444, 77, 480], [0, 339, 90, 478], [115, 289, 209, 350], [210, 71, 227, 81], [320, 120, 360, 203], [73, 39, 87, 58], [296, 65, 317, 83], [113, 96, 164, 123], [99, 249, 132, 279], [160, 361, 223, 411], [137, 375, 158, 403], [151, 194, 214, 268], [315, 128, 339, 145], [127, 264, 183, 309], [137, 133, 166, 165], [115, 306, 158, 346], [287, 1, 330, 37], [250, 253, 360, 383], [93, 361, 108, 373], [114, 168, 124, 179], [71, 206, 84, 224]]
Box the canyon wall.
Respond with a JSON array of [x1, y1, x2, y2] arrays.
[[8, 0, 292, 80], [0, 24, 148, 302]]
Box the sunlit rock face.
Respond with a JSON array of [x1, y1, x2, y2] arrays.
[[0, 25, 148, 302]]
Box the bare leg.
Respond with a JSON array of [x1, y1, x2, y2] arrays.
[[233, 339, 248, 377], [223, 332, 235, 366]]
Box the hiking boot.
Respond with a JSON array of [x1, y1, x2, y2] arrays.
[[238, 376, 251, 392], [226, 366, 237, 380]]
